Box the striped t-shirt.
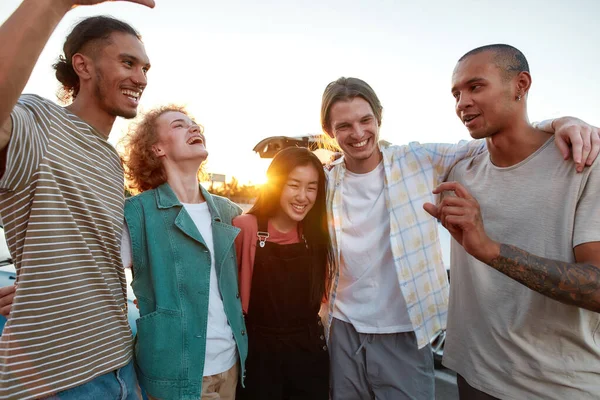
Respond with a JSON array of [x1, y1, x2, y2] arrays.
[[0, 94, 132, 400]]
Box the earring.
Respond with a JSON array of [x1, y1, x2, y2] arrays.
[[516, 95, 522, 101]]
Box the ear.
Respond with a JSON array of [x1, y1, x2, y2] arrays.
[[152, 145, 165, 157], [515, 71, 532, 99], [71, 53, 94, 82]]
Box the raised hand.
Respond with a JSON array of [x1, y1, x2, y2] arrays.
[[423, 181, 500, 263]]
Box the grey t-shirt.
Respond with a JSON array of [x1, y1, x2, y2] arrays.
[[443, 136, 600, 400]]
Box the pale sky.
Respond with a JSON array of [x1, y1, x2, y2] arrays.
[[1, 0, 598, 184]]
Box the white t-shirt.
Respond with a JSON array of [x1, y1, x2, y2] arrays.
[[122, 202, 237, 376], [333, 162, 413, 333]]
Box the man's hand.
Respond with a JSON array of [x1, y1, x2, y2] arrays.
[[66, 0, 155, 8], [0, 285, 16, 317], [423, 181, 500, 263], [547, 117, 600, 172]]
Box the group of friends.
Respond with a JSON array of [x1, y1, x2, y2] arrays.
[[0, 1, 598, 400]]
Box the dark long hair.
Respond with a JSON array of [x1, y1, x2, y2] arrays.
[[248, 147, 334, 304]]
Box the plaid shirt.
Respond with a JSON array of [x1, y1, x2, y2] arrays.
[[325, 140, 486, 348]]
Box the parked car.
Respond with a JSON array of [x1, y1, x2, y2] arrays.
[[0, 226, 140, 336], [253, 135, 452, 369]]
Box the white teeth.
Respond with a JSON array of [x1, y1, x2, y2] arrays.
[[187, 136, 204, 145], [122, 90, 140, 99], [292, 204, 306, 211], [351, 139, 368, 148]]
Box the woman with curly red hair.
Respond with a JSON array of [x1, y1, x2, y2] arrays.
[[120, 105, 247, 400]]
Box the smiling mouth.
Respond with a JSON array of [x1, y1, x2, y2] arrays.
[[291, 204, 307, 212], [351, 139, 368, 148], [186, 136, 204, 145], [122, 89, 141, 101], [463, 115, 479, 124]]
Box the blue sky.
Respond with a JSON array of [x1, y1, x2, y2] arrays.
[[1, 0, 598, 183]]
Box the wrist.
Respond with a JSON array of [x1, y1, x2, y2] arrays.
[[477, 239, 501, 264]]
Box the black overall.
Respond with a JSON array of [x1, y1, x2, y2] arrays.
[[237, 218, 329, 400]]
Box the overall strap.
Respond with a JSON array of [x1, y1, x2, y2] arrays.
[[256, 215, 269, 248]]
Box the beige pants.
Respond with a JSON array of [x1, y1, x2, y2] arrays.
[[148, 363, 238, 400]]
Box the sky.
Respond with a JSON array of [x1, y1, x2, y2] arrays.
[[1, 0, 599, 184]]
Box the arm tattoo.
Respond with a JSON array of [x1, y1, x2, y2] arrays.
[[489, 244, 600, 312]]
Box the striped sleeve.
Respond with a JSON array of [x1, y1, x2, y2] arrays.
[[0, 95, 51, 191], [416, 140, 486, 185]]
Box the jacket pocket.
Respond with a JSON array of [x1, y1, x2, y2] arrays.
[[135, 310, 184, 380]]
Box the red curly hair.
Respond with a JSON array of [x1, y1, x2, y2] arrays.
[[120, 105, 205, 194]]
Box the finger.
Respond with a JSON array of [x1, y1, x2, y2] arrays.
[[433, 181, 474, 200], [0, 285, 16, 298], [569, 131, 583, 165], [439, 206, 467, 217], [0, 304, 11, 318], [439, 196, 473, 209], [578, 127, 592, 171], [423, 203, 440, 219], [586, 130, 600, 166], [0, 287, 16, 309], [440, 206, 467, 230], [554, 135, 571, 160], [445, 215, 469, 228]]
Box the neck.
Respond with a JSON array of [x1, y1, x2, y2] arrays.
[[270, 212, 298, 234], [66, 95, 116, 138], [164, 163, 204, 204], [486, 119, 552, 167]]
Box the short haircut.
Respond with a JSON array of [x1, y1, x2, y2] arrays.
[[53, 16, 141, 104], [320, 77, 383, 135], [458, 44, 530, 80]]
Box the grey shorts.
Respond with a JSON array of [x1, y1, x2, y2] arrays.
[[329, 318, 435, 400]]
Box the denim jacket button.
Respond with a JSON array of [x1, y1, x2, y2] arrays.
[[241, 330, 246, 336]]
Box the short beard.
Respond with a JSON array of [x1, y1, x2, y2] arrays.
[[94, 70, 137, 120]]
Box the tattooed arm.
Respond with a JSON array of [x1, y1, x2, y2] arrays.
[[489, 242, 600, 312], [423, 181, 600, 312]]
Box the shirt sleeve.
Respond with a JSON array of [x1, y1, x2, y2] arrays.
[[573, 163, 600, 247], [0, 95, 51, 191], [121, 222, 133, 269], [418, 140, 486, 186], [233, 214, 257, 314]]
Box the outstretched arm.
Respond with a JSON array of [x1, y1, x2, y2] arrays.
[[423, 181, 600, 313], [0, 0, 155, 150]]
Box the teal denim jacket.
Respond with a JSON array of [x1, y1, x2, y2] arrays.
[[124, 183, 247, 400]]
